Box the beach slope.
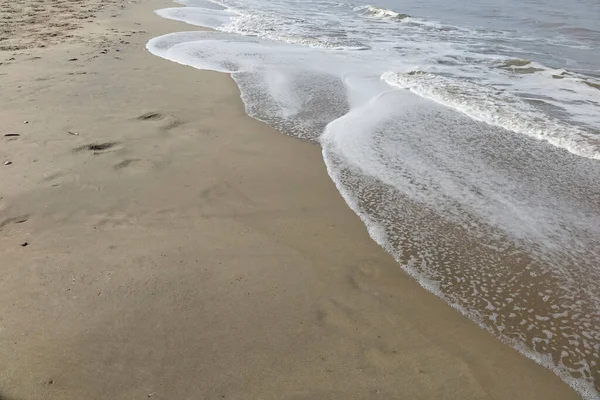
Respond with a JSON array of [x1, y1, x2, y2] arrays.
[[0, 0, 581, 399]]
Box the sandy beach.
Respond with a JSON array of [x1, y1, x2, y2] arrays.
[[0, 0, 583, 399]]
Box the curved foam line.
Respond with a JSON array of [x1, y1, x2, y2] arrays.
[[381, 71, 600, 160]]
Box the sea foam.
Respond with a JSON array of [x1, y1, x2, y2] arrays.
[[382, 71, 600, 160]]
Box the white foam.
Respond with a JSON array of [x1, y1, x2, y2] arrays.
[[174, 0, 226, 9], [320, 123, 600, 400], [353, 5, 409, 20], [319, 90, 600, 398], [156, 6, 235, 29], [147, 31, 355, 140], [382, 71, 600, 160]]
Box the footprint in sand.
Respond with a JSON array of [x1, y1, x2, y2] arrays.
[[0, 215, 29, 232], [113, 158, 139, 169], [113, 158, 156, 174], [316, 297, 364, 333], [74, 141, 121, 155], [40, 171, 67, 187], [137, 111, 181, 131], [92, 212, 136, 229]]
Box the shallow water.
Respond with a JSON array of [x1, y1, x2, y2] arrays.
[[148, 0, 600, 397]]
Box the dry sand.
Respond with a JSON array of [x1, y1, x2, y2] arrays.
[[0, 0, 124, 51], [0, 0, 582, 399]]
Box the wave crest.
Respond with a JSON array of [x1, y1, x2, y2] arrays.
[[353, 5, 410, 20], [381, 71, 600, 160]]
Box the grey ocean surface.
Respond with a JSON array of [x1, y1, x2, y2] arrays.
[[148, 0, 600, 397], [367, 0, 600, 71]]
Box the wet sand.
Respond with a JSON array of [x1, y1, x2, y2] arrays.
[[0, 0, 582, 398]]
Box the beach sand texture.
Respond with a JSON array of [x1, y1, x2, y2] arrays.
[[0, 0, 124, 51], [0, 0, 582, 399]]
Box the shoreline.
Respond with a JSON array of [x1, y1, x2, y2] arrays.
[[0, 0, 583, 398]]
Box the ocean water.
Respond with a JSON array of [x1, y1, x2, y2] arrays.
[[147, 0, 600, 397]]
